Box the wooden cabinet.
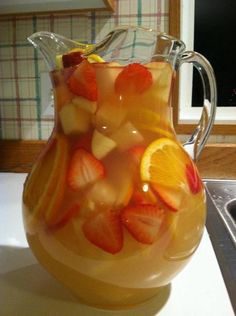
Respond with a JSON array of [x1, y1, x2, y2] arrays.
[[0, 0, 115, 15]]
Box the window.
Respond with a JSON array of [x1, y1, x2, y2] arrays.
[[176, 0, 236, 130]]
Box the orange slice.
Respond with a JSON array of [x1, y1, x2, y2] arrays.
[[23, 134, 69, 226], [140, 138, 188, 188], [140, 138, 189, 211]]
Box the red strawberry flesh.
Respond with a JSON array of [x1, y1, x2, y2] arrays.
[[67, 148, 105, 190], [83, 209, 123, 254], [67, 60, 97, 101], [115, 63, 153, 94], [185, 161, 202, 194], [121, 205, 164, 244]]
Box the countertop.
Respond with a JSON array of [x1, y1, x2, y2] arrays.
[[0, 173, 234, 316]]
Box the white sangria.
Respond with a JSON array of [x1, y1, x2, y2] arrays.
[[23, 48, 206, 308]]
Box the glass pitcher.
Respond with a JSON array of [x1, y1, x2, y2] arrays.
[[23, 26, 217, 308]]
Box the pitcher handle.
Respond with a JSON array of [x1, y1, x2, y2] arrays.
[[179, 51, 217, 161]]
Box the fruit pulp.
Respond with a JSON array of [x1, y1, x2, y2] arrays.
[[23, 60, 206, 308]]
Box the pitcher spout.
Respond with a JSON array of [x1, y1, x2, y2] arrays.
[[27, 31, 87, 71]]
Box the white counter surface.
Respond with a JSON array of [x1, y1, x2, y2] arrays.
[[0, 173, 234, 316]]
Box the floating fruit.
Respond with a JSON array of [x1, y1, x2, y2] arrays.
[[82, 209, 123, 254], [151, 185, 183, 212], [140, 138, 187, 189], [140, 138, 200, 211], [87, 179, 117, 207], [115, 63, 153, 94], [95, 62, 122, 99], [91, 130, 117, 159], [23, 134, 69, 226], [68, 60, 97, 101], [72, 96, 97, 114], [128, 108, 173, 139], [121, 205, 165, 244], [59, 102, 91, 135], [185, 160, 203, 194], [67, 148, 105, 190], [62, 50, 84, 68], [93, 98, 127, 134], [144, 61, 174, 103], [52, 71, 73, 110], [87, 54, 105, 63], [111, 121, 144, 151], [115, 176, 133, 208]]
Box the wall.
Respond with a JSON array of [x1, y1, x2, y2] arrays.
[[0, 0, 169, 140]]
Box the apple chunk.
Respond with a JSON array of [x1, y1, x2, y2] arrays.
[[91, 130, 117, 159], [110, 121, 144, 151], [72, 96, 97, 114], [59, 103, 91, 135]]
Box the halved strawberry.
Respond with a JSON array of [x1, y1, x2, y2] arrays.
[[67, 148, 105, 190], [62, 51, 84, 68], [68, 60, 97, 101], [115, 63, 153, 94], [185, 161, 202, 194], [121, 205, 165, 244], [82, 209, 123, 254], [151, 184, 182, 212]]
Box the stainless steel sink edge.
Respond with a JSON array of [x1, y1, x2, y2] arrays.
[[204, 188, 236, 314], [203, 179, 236, 248]]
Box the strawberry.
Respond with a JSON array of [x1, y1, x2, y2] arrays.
[[185, 161, 202, 194], [67, 148, 105, 190], [62, 51, 84, 68], [151, 185, 182, 212], [115, 63, 153, 94], [67, 60, 97, 101], [82, 209, 123, 254], [121, 205, 164, 244], [52, 203, 80, 228]]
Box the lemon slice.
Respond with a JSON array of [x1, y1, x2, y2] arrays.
[[56, 54, 63, 69], [87, 54, 105, 63], [56, 46, 104, 69]]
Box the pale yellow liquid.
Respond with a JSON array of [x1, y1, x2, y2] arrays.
[[24, 192, 205, 308], [23, 62, 206, 308]]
